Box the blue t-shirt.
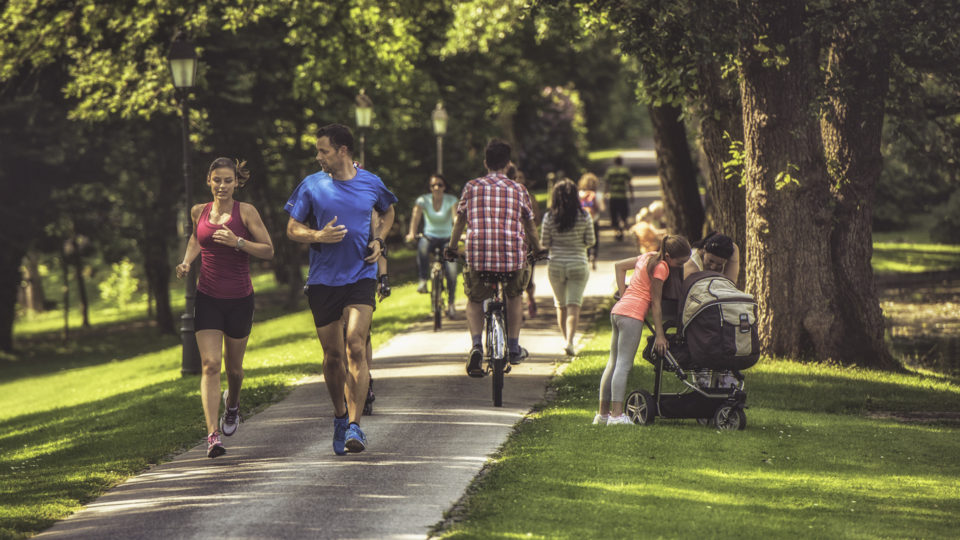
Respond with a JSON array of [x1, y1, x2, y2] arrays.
[[284, 168, 398, 286], [415, 193, 458, 238]]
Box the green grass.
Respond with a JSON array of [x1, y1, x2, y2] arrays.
[[434, 318, 960, 539], [0, 278, 430, 540], [872, 242, 960, 274]]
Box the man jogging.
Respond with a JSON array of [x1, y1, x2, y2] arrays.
[[285, 123, 397, 455]]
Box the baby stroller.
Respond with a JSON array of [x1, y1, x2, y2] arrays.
[[625, 270, 760, 430]]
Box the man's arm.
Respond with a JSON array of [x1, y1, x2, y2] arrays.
[[448, 211, 467, 249], [365, 205, 395, 262], [523, 217, 544, 252], [286, 216, 346, 244]]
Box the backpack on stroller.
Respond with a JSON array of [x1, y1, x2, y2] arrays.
[[625, 270, 760, 430]]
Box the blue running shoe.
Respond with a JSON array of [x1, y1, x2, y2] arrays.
[[345, 423, 367, 453], [333, 416, 349, 456]]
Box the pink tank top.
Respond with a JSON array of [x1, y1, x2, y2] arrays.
[[197, 201, 253, 299]]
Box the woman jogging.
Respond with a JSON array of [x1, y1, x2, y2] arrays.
[[406, 174, 460, 319], [176, 157, 274, 458], [541, 179, 595, 356], [596, 235, 690, 426]]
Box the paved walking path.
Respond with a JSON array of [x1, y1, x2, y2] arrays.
[[37, 176, 660, 539]]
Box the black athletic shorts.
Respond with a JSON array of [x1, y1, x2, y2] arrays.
[[194, 290, 255, 339], [305, 279, 377, 328]]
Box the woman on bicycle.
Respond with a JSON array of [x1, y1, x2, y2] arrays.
[[176, 157, 274, 457], [541, 179, 595, 357], [596, 234, 689, 426], [406, 174, 459, 319]]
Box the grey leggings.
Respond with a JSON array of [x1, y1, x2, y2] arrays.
[[599, 313, 645, 403]]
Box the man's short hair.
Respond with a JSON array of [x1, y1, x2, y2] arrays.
[[614, 156, 624, 166], [317, 124, 354, 155], [485, 139, 512, 171]]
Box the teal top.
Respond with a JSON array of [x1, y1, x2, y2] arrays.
[[416, 193, 458, 238]]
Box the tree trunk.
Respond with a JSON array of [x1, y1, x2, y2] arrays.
[[70, 237, 91, 329], [0, 247, 25, 352], [695, 63, 748, 287], [60, 248, 70, 340], [739, 0, 843, 361], [820, 15, 899, 370], [648, 104, 705, 241], [22, 251, 46, 312]]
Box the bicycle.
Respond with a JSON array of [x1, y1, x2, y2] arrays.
[[426, 239, 447, 331], [447, 248, 549, 407]]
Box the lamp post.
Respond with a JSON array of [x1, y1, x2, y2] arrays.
[[431, 101, 448, 175], [168, 33, 201, 376], [355, 89, 373, 167]]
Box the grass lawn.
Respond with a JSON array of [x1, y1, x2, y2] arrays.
[[0, 279, 430, 540], [872, 242, 960, 274], [433, 317, 960, 539]]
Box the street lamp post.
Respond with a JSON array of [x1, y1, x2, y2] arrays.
[[431, 101, 448, 175], [355, 89, 373, 167], [168, 33, 201, 376]]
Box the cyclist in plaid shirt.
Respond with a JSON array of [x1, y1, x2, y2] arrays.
[[446, 140, 546, 377]]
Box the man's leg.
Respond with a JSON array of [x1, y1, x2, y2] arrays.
[[342, 304, 373, 424], [316, 322, 348, 417]]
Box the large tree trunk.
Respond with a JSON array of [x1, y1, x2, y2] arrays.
[[648, 104, 705, 241], [739, 0, 844, 361], [695, 63, 748, 287], [820, 14, 899, 370]]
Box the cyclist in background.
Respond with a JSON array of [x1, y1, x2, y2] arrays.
[[405, 174, 459, 319], [445, 140, 546, 377]]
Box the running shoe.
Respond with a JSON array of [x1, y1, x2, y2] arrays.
[[220, 389, 241, 436], [467, 346, 484, 378], [207, 431, 226, 458], [606, 414, 633, 425], [345, 423, 367, 453], [592, 413, 608, 425], [508, 346, 528, 366], [416, 280, 428, 294], [333, 416, 349, 455]]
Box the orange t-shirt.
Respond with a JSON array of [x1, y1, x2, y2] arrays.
[[611, 252, 669, 320]]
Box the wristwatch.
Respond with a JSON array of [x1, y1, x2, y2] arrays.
[[374, 237, 385, 253], [235, 237, 246, 251]]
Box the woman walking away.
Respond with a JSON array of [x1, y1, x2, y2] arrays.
[[406, 174, 460, 319], [541, 179, 595, 356], [176, 158, 274, 457], [577, 173, 604, 269], [596, 235, 689, 425]]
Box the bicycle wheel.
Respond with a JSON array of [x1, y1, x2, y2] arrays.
[[490, 310, 506, 407], [432, 266, 444, 331]]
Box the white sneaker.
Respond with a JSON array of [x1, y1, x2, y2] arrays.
[[606, 414, 633, 425], [219, 390, 241, 436], [592, 413, 608, 425], [447, 304, 456, 319], [416, 280, 428, 293]]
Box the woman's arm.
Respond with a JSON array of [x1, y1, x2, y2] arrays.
[[175, 204, 204, 279], [540, 213, 552, 250], [235, 203, 275, 260], [613, 256, 638, 296], [649, 277, 668, 355], [405, 203, 422, 243]]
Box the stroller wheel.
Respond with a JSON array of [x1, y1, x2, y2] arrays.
[[625, 390, 655, 425], [696, 418, 712, 427], [713, 406, 746, 431]]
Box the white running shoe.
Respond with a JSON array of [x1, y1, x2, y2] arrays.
[[606, 414, 633, 425], [220, 389, 241, 436], [592, 413, 608, 425]]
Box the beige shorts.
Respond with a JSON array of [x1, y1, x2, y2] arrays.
[[463, 266, 531, 303]]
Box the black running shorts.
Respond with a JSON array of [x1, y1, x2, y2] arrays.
[[194, 290, 255, 339], [305, 279, 377, 328]]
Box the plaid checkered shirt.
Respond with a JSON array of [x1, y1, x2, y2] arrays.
[[456, 172, 534, 272]]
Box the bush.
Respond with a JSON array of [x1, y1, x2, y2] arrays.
[[98, 258, 140, 311]]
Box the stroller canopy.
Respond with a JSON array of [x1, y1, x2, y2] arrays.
[[677, 271, 760, 370]]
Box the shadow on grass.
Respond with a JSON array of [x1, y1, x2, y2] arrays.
[[0, 362, 317, 536]]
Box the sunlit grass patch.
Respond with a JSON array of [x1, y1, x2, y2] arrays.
[[872, 241, 960, 274], [436, 316, 960, 540]]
